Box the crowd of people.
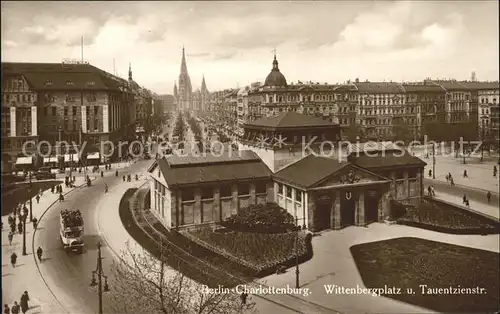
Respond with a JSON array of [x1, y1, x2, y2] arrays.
[[3, 291, 30, 314]]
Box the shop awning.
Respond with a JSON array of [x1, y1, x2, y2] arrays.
[[87, 152, 100, 160], [16, 156, 33, 165], [43, 157, 58, 163], [64, 154, 80, 162]]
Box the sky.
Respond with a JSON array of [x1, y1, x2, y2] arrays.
[[1, 1, 499, 94]]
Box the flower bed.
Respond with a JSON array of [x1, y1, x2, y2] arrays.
[[397, 198, 500, 234], [186, 228, 310, 274]]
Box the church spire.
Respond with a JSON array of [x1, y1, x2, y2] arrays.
[[180, 46, 188, 74], [201, 75, 207, 93], [128, 62, 132, 81]]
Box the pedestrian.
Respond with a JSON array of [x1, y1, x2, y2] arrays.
[[494, 165, 497, 177], [101, 170, 104, 178], [36, 246, 43, 262], [32, 217, 38, 229], [10, 252, 17, 267], [463, 169, 468, 178], [450, 176, 455, 186], [10, 302, 19, 314], [20, 291, 29, 314], [10, 222, 16, 234], [8, 232, 13, 246], [428, 169, 432, 178], [240, 292, 248, 305], [122, 175, 126, 182], [59, 193, 64, 202], [51, 186, 55, 194], [427, 186, 432, 197], [4, 304, 10, 314], [487, 191, 492, 203], [73, 176, 75, 183], [115, 170, 118, 177], [36, 194, 40, 204], [17, 221, 23, 235], [463, 194, 468, 205]]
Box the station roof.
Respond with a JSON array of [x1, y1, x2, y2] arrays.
[[151, 150, 271, 187], [244, 111, 339, 130]]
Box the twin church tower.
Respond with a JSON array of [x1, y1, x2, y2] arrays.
[[173, 47, 209, 112]]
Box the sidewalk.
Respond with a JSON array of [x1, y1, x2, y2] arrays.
[[433, 192, 500, 221], [423, 155, 499, 193], [2, 176, 92, 313]]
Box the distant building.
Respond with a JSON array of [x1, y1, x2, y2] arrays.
[[173, 48, 209, 113], [160, 94, 175, 112]]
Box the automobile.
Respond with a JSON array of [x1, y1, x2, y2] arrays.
[[34, 169, 56, 180]]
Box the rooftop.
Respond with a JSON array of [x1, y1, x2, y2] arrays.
[[354, 82, 405, 94], [151, 150, 271, 187], [350, 150, 427, 169], [273, 154, 348, 189], [2, 62, 129, 92], [401, 83, 446, 93], [459, 81, 500, 90], [430, 80, 469, 91], [244, 111, 339, 129], [166, 150, 261, 167]]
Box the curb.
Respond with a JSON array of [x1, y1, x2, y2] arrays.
[[31, 178, 98, 314], [431, 196, 500, 223], [423, 178, 500, 196]]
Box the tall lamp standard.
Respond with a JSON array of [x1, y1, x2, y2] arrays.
[[28, 171, 33, 222], [295, 217, 300, 289], [432, 144, 436, 179], [21, 210, 28, 256], [481, 120, 485, 162], [90, 242, 110, 314]]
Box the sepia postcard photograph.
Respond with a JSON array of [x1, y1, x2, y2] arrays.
[[1, 1, 499, 313]]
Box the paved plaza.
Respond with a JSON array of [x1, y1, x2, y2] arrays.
[[257, 223, 499, 314]]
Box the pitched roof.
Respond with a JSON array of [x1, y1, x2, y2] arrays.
[[351, 150, 427, 169], [354, 82, 405, 94], [153, 150, 271, 186], [430, 80, 469, 91], [459, 81, 500, 90], [244, 111, 338, 129], [273, 154, 348, 188], [1, 62, 129, 92], [401, 83, 446, 92], [347, 141, 402, 155]]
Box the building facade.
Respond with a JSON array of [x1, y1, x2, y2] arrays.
[[1, 62, 137, 171], [148, 151, 273, 230]]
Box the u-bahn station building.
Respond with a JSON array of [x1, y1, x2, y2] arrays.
[[148, 111, 426, 232]]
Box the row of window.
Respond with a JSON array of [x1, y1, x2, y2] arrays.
[[480, 98, 497, 104], [42, 105, 100, 117], [153, 181, 268, 201], [3, 93, 35, 103], [44, 80, 95, 86], [277, 184, 303, 202]]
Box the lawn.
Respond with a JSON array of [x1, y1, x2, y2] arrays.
[[397, 198, 500, 234], [186, 228, 309, 272], [1, 180, 62, 216], [350, 237, 499, 313]]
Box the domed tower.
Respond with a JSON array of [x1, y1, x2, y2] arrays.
[[264, 53, 287, 88]]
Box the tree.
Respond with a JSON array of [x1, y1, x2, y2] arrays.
[[392, 118, 413, 144], [109, 244, 255, 314], [222, 202, 296, 233], [346, 122, 365, 142]]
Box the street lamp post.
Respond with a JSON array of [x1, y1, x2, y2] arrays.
[[22, 211, 27, 256], [29, 171, 33, 222], [481, 121, 485, 162], [90, 242, 110, 314], [432, 144, 436, 179], [295, 217, 300, 289]]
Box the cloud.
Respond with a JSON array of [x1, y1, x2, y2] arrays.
[[2, 40, 19, 48], [19, 17, 101, 47], [187, 52, 211, 58], [211, 51, 237, 60]]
